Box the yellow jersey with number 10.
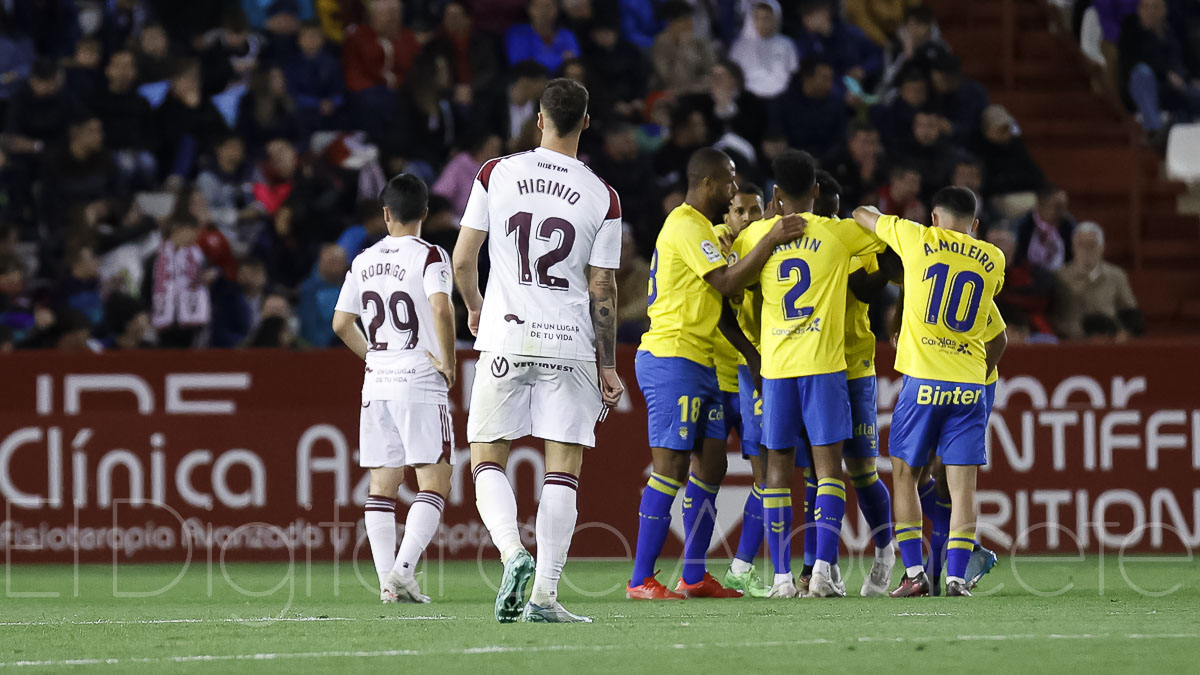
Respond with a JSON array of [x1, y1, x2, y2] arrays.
[[844, 252, 880, 380], [743, 214, 886, 379], [639, 203, 727, 367], [874, 215, 1006, 385]]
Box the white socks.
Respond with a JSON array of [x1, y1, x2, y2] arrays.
[[907, 564, 925, 577], [774, 572, 794, 586], [364, 494, 397, 587], [730, 558, 753, 575], [392, 491, 446, 580], [472, 461, 524, 563], [530, 473, 580, 607]]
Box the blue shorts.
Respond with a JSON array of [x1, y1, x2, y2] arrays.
[[722, 389, 743, 445], [635, 351, 725, 451], [762, 372, 851, 451], [736, 366, 762, 457], [984, 381, 996, 416], [889, 375, 988, 467], [844, 375, 879, 459]]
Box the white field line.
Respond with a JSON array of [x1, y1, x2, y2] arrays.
[[0, 616, 454, 627], [1, 633, 1197, 668]]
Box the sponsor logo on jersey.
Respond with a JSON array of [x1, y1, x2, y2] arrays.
[[914, 383, 982, 406], [920, 336, 972, 355], [701, 240, 723, 263], [511, 360, 574, 373], [708, 408, 724, 421], [491, 356, 510, 378], [503, 314, 526, 325]]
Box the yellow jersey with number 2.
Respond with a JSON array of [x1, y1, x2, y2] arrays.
[[744, 214, 886, 379], [639, 203, 727, 367], [874, 215, 1006, 385]]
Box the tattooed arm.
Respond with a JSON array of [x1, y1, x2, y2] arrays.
[[588, 265, 624, 407]]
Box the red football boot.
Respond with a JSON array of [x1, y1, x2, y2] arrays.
[[675, 572, 744, 598], [889, 571, 931, 598], [627, 572, 687, 600]]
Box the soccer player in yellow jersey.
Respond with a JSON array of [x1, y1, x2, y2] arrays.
[[733, 150, 886, 599], [627, 149, 804, 600], [851, 187, 1007, 598], [812, 170, 899, 597], [712, 184, 771, 597]]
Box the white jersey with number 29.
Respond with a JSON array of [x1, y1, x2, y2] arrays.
[[460, 147, 622, 361], [334, 235, 453, 402]]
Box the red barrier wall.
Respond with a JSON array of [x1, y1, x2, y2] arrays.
[[2, 342, 1198, 563]]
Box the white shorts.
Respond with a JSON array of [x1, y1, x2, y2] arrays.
[[359, 400, 455, 468], [467, 352, 606, 447]]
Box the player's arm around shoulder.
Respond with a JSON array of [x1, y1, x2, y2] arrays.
[[587, 265, 624, 407], [705, 215, 806, 297]]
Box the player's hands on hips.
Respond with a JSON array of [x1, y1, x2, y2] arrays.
[[467, 308, 481, 336], [769, 213, 807, 245], [599, 367, 624, 408], [426, 350, 456, 388]]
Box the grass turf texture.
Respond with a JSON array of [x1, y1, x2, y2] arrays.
[[1, 557, 1197, 673]]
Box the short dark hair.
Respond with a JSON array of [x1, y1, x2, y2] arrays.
[[813, 169, 841, 217], [686, 147, 733, 189], [799, 56, 833, 81], [379, 173, 429, 223], [31, 56, 59, 81], [737, 182, 764, 199], [800, 0, 833, 17], [931, 52, 962, 75], [772, 150, 817, 199], [896, 63, 928, 86], [931, 186, 978, 219], [659, 0, 694, 22], [890, 161, 920, 179], [1036, 183, 1063, 202], [905, 4, 936, 24], [540, 77, 589, 133]]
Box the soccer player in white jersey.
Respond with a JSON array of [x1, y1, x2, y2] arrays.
[[453, 78, 624, 624], [332, 174, 457, 605]]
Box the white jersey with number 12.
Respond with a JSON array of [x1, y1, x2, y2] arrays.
[[460, 147, 622, 361]]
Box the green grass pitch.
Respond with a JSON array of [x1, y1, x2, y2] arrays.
[[1, 556, 1197, 673]]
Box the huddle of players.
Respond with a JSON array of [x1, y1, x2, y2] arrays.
[[626, 146, 1007, 600]]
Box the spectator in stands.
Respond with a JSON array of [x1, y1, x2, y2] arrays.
[[793, 0, 882, 85], [783, 57, 847, 159], [237, 66, 301, 153], [56, 244, 103, 327], [100, 0, 149, 57], [4, 57, 76, 155], [693, 60, 766, 150], [1095, 0, 1140, 43], [730, 0, 799, 100], [653, 105, 709, 189], [92, 50, 157, 191], [133, 22, 174, 84], [433, 133, 502, 219], [65, 38, 104, 103], [592, 122, 657, 256], [343, 0, 419, 142], [250, 315, 296, 348], [823, 120, 886, 213], [618, 0, 663, 50], [505, 0, 579, 72], [421, 194, 460, 255], [581, 16, 647, 124], [197, 135, 257, 251], [872, 63, 927, 155], [977, 104, 1045, 211], [394, 54, 459, 176], [651, 1, 714, 94], [427, 1, 501, 106], [0, 8, 35, 122], [1013, 185, 1076, 271], [880, 4, 944, 90], [904, 111, 954, 199], [616, 224, 649, 342], [336, 201, 388, 261], [876, 163, 925, 223], [102, 292, 153, 350], [1119, 0, 1200, 137], [477, 60, 547, 151], [1052, 222, 1143, 341], [198, 8, 261, 97], [155, 60, 228, 179], [39, 116, 122, 237], [948, 153, 1003, 232], [284, 21, 345, 137], [298, 243, 346, 348], [844, 0, 914, 47], [928, 52, 988, 147], [0, 253, 39, 343], [241, 0, 314, 40], [210, 255, 267, 348], [254, 201, 314, 290], [25, 308, 95, 352], [151, 215, 215, 348], [986, 227, 1057, 339]]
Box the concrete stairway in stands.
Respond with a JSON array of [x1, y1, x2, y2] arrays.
[[926, 0, 1200, 334]]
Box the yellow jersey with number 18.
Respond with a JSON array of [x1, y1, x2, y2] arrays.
[[711, 224, 741, 392], [745, 214, 886, 379], [844, 252, 880, 380], [874, 215, 1006, 385], [639, 203, 727, 367]]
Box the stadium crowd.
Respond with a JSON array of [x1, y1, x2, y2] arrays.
[[0, 0, 1144, 352]]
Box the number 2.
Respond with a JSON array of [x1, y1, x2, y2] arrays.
[[922, 263, 984, 333], [505, 211, 576, 290], [778, 259, 814, 320], [361, 290, 418, 351]]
